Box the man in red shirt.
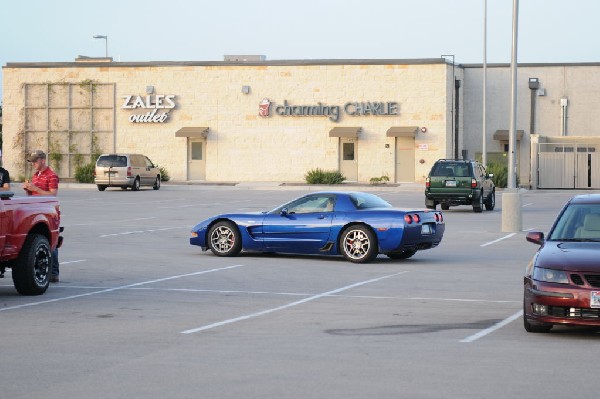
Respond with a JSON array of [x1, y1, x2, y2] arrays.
[[23, 150, 60, 282]]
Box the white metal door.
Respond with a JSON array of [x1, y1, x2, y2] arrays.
[[339, 138, 357, 182], [188, 139, 206, 180], [395, 136, 415, 182]]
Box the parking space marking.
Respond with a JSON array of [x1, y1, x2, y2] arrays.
[[100, 226, 189, 237], [0, 265, 244, 313], [26, 285, 516, 304], [460, 310, 522, 343], [60, 260, 87, 265], [67, 217, 157, 227], [181, 271, 409, 334], [480, 233, 516, 247]]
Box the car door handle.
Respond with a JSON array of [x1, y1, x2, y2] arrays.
[[318, 214, 327, 219]]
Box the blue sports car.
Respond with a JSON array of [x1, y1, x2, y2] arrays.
[[190, 191, 445, 263]]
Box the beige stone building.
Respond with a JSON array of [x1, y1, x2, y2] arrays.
[[1, 58, 461, 183], [3, 57, 600, 188]]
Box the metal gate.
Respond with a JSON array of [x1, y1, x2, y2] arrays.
[[538, 143, 600, 189]]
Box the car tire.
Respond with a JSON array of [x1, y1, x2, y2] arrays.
[[208, 221, 242, 257], [441, 204, 450, 211], [485, 189, 495, 211], [97, 185, 107, 191], [132, 178, 140, 191], [386, 250, 417, 260], [339, 225, 378, 264], [523, 300, 552, 333], [11, 234, 51, 296], [473, 192, 483, 213], [153, 176, 161, 190]]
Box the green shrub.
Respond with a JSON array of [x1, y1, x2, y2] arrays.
[[486, 162, 508, 188], [159, 166, 170, 182], [304, 168, 346, 184], [75, 162, 95, 183]]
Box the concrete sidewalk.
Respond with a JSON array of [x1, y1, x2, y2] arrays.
[[59, 181, 426, 192]]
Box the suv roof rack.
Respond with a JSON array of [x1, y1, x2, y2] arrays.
[[435, 159, 473, 163]]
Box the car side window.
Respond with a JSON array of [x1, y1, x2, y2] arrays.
[[145, 157, 154, 168], [283, 195, 335, 214]]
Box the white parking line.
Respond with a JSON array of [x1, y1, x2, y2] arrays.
[[460, 310, 522, 343], [67, 217, 157, 227], [181, 271, 409, 334], [60, 260, 87, 265], [480, 233, 516, 247], [0, 265, 244, 313], [100, 226, 189, 237]]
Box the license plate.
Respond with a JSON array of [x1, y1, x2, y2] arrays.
[[445, 180, 457, 187], [104, 171, 116, 175], [591, 291, 600, 308], [421, 224, 432, 235]]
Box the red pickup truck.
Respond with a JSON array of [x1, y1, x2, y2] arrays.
[[0, 192, 63, 295]]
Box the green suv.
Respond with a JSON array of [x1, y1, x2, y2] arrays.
[[425, 159, 495, 213]]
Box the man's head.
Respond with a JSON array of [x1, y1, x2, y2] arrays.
[[28, 150, 47, 171]]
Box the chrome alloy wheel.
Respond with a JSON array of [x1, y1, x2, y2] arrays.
[[210, 225, 236, 254], [343, 228, 372, 261]]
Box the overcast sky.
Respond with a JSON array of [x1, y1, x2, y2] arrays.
[[1, 0, 599, 99]]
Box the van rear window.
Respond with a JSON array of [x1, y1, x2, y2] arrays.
[[97, 156, 127, 167]]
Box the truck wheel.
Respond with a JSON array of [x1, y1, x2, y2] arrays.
[[97, 185, 107, 191], [485, 189, 495, 211], [132, 178, 140, 191], [12, 234, 51, 295], [441, 204, 450, 211], [473, 192, 484, 213]]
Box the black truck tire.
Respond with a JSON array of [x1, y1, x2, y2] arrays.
[[12, 234, 52, 295]]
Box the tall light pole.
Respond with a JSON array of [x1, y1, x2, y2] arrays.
[[482, 0, 487, 167], [93, 35, 108, 57], [441, 54, 456, 159], [502, 0, 522, 233]]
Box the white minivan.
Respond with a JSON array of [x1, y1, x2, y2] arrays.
[[94, 154, 161, 191]]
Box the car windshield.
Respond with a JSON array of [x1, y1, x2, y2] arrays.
[[430, 162, 471, 177], [97, 155, 127, 167], [549, 203, 600, 241], [348, 193, 391, 209]]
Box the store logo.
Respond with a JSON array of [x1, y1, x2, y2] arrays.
[[258, 98, 271, 117], [121, 94, 177, 123]]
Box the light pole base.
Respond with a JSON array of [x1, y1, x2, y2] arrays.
[[502, 190, 522, 232]]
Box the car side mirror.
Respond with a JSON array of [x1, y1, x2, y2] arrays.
[[280, 208, 288, 217], [488, 173, 494, 178], [526, 231, 544, 245]]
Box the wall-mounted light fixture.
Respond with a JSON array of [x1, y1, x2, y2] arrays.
[[420, 127, 427, 133], [146, 86, 154, 94], [242, 86, 250, 94]]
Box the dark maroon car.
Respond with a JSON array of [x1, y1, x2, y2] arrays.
[[524, 194, 600, 333]]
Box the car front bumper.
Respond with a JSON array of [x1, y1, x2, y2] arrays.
[[524, 278, 600, 326]]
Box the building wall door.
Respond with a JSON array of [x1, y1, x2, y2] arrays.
[[187, 139, 206, 180], [395, 136, 415, 182], [339, 138, 357, 182]]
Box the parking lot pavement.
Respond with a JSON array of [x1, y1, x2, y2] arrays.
[[0, 186, 597, 399]]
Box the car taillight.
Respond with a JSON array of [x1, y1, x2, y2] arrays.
[[425, 177, 430, 188], [471, 178, 477, 188], [413, 214, 420, 223], [127, 166, 132, 177], [435, 212, 444, 222], [404, 214, 413, 224]]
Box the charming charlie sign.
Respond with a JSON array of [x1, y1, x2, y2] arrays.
[[258, 98, 399, 122], [121, 95, 177, 123]]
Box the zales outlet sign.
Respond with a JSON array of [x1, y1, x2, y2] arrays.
[[258, 99, 399, 122], [121, 95, 177, 123]]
